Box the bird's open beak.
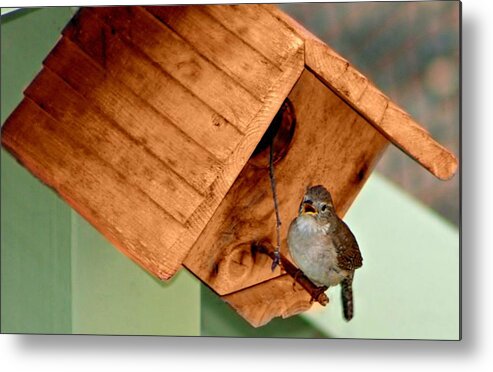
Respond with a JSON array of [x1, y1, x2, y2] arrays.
[[302, 203, 318, 215]]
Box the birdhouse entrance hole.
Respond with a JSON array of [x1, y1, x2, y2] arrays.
[[249, 99, 296, 168]]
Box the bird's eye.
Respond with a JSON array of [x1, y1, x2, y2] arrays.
[[321, 204, 327, 212]]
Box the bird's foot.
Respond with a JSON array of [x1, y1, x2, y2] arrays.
[[310, 286, 328, 304]]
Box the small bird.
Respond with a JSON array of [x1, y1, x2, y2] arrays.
[[287, 185, 363, 321]]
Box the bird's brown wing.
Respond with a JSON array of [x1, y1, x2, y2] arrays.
[[332, 219, 363, 271]]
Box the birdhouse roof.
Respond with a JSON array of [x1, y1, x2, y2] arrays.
[[1, 5, 457, 284]]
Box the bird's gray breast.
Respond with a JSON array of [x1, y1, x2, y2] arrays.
[[287, 215, 346, 287]]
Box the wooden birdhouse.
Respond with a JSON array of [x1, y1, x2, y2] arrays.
[[1, 5, 457, 327]]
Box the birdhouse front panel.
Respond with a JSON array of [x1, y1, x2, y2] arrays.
[[1, 5, 305, 280], [181, 69, 390, 326]]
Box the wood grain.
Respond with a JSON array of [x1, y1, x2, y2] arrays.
[[44, 37, 220, 192], [222, 274, 313, 328], [2, 99, 187, 278], [86, 6, 262, 133], [265, 5, 458, 181], [24, 67, 203, 224], [203, 4, 303, 67], [378, 102, 459, 180], [145, 5, 282, 99], [184, 70, 389, 296], [62, 11, 243, 162]]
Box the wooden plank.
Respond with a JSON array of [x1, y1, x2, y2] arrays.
[[2, 99, 187, 279], [81, 6, 261, 133], [203, 4, 303, 67], [145, 5, 282, 99], [60, 14, 243, 163], [378, 102, 459, 181], [355, 83, 389, 124], [24, 67, 203, 225], [222, 275, 313, 328], [43, 37, 220, 192], [184, 70, 389, 296]]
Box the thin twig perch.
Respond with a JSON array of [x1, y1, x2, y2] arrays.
[[252, 241, 329, 306], [269, 140, 281, 271]]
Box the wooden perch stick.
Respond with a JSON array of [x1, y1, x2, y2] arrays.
[[252, 241, 329, 306]]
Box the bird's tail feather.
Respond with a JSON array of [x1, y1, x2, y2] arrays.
[[341, 277, 354, 321]]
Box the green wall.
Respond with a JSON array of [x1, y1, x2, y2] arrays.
[[71, 215, 200, 335], [1, 149, 72, 333], [1, 7, 201, 336], [1, 6, 77, 335]]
